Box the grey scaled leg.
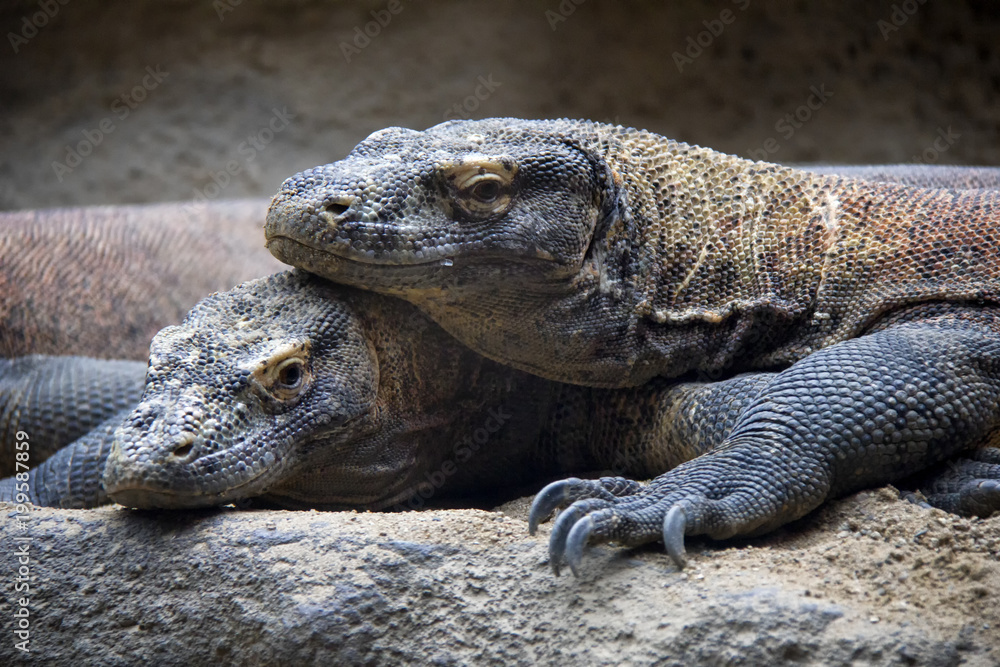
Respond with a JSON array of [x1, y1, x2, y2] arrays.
[[533, 316, 1000, 575], [530, 372, 778, 574]]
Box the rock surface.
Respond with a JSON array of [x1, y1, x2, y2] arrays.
[[2, 488, 997, 665]]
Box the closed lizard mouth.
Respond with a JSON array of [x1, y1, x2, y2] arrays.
[[106, 466, 276, 509], [105, 486, 226, 509], [266, 234, 455, 267], [105, 449, 286, 509], [266, 233, 563, 269]]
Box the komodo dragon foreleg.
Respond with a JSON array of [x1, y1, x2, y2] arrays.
[[533, 310, 1000, 574]]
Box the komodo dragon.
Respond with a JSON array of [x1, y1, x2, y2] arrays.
[[264, 118, 1000, 572], [1, 272, 996, 580], [0, 200, 282, 476]]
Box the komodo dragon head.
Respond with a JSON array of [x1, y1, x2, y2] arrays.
[[102, 270, 502, 510], [265, 118, 644, 386], [266, 118, 614, 279]]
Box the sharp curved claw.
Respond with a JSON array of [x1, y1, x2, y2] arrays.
[[548, 504, 585, 576], [662, 505, 688, 569], [564, 516, 594, 578], [528, 478, 578, 535]]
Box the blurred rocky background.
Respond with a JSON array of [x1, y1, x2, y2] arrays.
[[1, 0, 998, 211]]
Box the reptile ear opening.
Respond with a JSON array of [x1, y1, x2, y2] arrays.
[[323, 198, 353, 218]]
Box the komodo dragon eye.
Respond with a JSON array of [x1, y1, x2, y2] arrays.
[[275, 359, 305, 389], [252, 342, 312, 403], [470, 179, 501, 203], [443, 158, 518, 218]]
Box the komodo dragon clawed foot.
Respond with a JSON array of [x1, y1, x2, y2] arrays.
[[533, 450, 1000, 577], [531, 444, 825, 576], [529, 476, 645, 530]]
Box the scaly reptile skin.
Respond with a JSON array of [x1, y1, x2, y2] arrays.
[[264, 119, 1000, 571], [0, 356, 145, 478], [0, 199, 281, 360], [2, 272, 995, 552], [265, 119, 1000, 386], [800, 164, 1000, 189]]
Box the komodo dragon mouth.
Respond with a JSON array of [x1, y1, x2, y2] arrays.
[[265, 194, 568, 279], [265, 235, 569, 297], [104, 455, 282, 510], [265, 233, 560, 269], [105, 485, 249, 510]]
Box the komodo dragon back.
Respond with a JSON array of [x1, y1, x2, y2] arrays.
[[0, 199, 282, 361]]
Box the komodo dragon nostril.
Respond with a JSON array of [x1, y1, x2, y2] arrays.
[[323, 199, 353, 220], [171, 433, 196, 459]]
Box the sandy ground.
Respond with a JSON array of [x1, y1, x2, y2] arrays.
[[503, 487, 1000, 654]]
